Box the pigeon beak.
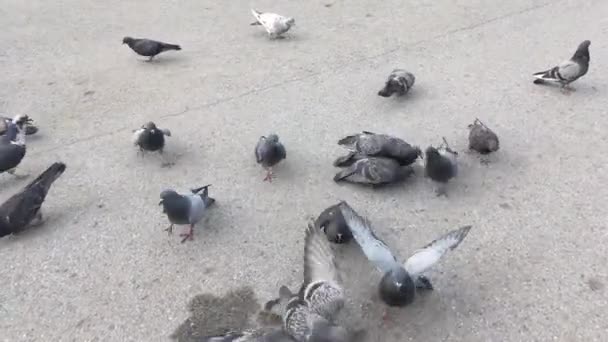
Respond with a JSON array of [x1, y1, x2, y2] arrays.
[[158, 200, 163, 206]]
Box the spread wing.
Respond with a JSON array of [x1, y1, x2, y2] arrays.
[[337, 201, 400, 273], [301, 221, 344, 320], [404, 225, 472, 276]]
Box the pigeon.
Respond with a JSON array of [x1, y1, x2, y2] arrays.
[[122, 37, 181, 61], [264, 222, 355, 342], [201, 328, 296, 342], [0, 162, 66, 238], [314, 203, 352, 244], [335, 131, 422, 167], [250, 9, 295, 39], [378, 69, 416, 97], [533, 40, 591, 92], [468, 118, 499, 155], [337, 201, 471, 319], [255, 134, 286, 182], [0, 115, 32, 178], [334, 157, 414, 186], [424, 137, 458, 196], [132, 122, 172, 164], [1, 116, 38, 136], [159, 185, 215, 243]]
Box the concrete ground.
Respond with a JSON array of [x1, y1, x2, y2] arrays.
[[1, 0, 607, 341]]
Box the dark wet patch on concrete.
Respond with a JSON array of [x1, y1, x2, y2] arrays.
[[171, 286, 260, 341]]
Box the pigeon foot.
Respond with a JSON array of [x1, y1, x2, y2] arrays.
[[263, 169, 274, 182], [180, 225, 194, 243], [164, 224, 173, 235]]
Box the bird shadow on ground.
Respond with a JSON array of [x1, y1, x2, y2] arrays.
[[249, 32, 309, 43], [170, 286, 261, 342]]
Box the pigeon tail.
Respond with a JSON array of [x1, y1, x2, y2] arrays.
[[25, 162, 66, 193], [333, 152, 357, 167], [533, 66, 559, 80], [160, 43, 181, 51], [337, 134, 359, 147], [333, 169, 355, 182]]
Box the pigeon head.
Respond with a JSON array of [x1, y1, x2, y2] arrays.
[[143, 122, 157, 131], [285, 17, 295, 27], [266, 134, 280, 143], [573, 40, 591, 62], [379, 267, 416, 306], [425, 146, 441, 160], [377, 79, 403, 97], [413, 146, 423, 160], [159, 189, 179, 205], [12, 114, 32, 128], [122, 37, 134, 45]]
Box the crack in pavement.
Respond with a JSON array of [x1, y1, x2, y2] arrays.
[[28, 0, 556, 157]]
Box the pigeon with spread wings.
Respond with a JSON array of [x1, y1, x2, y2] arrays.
[[265, 222, 362, 342], [337, 201, 471, 321]]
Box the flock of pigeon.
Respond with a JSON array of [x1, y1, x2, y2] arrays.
[[0, 7, 593, 342]]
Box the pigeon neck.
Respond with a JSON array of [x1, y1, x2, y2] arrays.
[[13, 126, 26, 146]]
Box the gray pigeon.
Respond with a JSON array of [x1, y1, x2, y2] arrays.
[[122, 37, 181, 61], [468, 118, 499, 155], [0, 162, 66, 238], [533, 40, 591, 92], [314, 204, 352, 244], [250, 9, 295, 39], [334, 157, 414, 186], [265, 222, 355, 342], [159, 185, 215, 243], [337, 201, 471, 318], [255, 134, 286, 182], [0, 115, 32, 178], [334, 131, 422, 167], [377, 69, 415, 97], [201, 328, 296, 342], [132, 122, 172, 165], [1, 116, 38, 136], [424, 138, 458, 196]]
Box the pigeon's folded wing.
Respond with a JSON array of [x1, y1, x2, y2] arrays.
[[558, 60, 582, 81], [0, 188, 44, 229], [132, 128, 145, 145], [404, 225, 472, 277], [337, 201, 400, 273]]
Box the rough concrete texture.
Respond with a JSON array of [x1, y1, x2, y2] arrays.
[[1, 0, 607, 341]]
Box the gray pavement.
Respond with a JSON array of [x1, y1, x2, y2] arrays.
[[1, 0, 607, 341]]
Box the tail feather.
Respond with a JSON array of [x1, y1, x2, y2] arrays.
[[333, 169, 354, 182], [533, 66, 558, 80], [337, 134, 358, 146], [333, 152, 356, 167], [161, 43, 181, 51], [26, 162, 66, 192]]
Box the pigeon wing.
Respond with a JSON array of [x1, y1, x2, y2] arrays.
[[404, 225, 472, 277], [557, 60, 582, 81], [337, 201, 400, 274], [132, 128, 145, 145], [255, 137, 266, 163], [302, 221, 344, 320]]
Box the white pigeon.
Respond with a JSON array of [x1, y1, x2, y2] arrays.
[[250, 9, 295, 39]]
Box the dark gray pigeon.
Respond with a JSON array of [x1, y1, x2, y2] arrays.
[[315, 204, 352, 244], [255, 134, 286, 182], [337, 201, 471, 320], [334, 157, 414, 186], [468, 118, 499, 155], [1, 115, 38, 136], [122, 36, 181, 61], [0, 115, 32, 178], [159, 185, 215, 243], [533, 40, 590, 92], [265, 222, 357, 342], [132, 122, 172, 165], [377, 69, 415, 97], [335, 131, 422, 167], [0, 162, 66, 238], [201, 328, 296, 341], [424, 138, 458, 196]]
